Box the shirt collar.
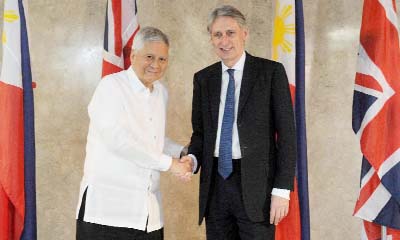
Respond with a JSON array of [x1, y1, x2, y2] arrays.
[[127, 66, 154, 93], [221, 51, 246, 73]]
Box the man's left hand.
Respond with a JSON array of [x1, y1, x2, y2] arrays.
[[269, 195, 289, 225]]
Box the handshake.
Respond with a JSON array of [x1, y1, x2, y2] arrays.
[[169, 155, 194, 182]]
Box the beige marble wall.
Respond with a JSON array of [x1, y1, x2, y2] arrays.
[[1, 0, 400, 239]]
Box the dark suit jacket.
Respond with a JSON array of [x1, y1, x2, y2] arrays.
[[188, 53, 297, 224]]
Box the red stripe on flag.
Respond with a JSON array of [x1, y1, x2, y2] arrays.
[[353, 172, 380, 214], [111, 0, 122, 57], [102, 60, 123, 78], [289, 83, 295, 105], [0, 81, 25, 240], [355, 73, 383, 92], [363, 221, 400, 239], [363, 221, 382, 240], [0, 187, 24, 240], [387, 227, 400, 239]]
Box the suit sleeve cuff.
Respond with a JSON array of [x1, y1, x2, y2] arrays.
[[188, 154, 198, 173], [271, 188, 290, 200]]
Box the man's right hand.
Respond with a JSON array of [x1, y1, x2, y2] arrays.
[[169, 158, 193, 182], [269, 195, 289, 225]]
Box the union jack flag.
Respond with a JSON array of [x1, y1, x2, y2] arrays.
[[352, 0, 400, 238], [102, 0, 140, 77]]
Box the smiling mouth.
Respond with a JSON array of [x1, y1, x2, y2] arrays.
[[220, 47, 233, 52]]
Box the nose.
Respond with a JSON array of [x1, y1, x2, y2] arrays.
[[220, 34, 230, 46], [150, 59, 160, 69]]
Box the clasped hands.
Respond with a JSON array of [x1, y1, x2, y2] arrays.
[[169, 156, 194, 182]]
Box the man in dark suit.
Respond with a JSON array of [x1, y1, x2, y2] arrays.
[[184, 5, 297, 240]]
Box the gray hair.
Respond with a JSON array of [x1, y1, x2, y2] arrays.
[[132, 26, 169, 51], [207, 5, 247, 33]]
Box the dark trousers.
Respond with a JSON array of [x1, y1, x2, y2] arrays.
[[205, 159, 274, 240], [76, 188, 163, 240]]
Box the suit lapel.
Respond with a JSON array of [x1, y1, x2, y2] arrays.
[[238, 53, 257, 123], [207, 64, 222, 129]]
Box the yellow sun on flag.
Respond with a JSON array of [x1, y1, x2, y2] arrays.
[[3, 9, 19, 44], [272, 2, 295, 61], [4, 10, 19, 23]]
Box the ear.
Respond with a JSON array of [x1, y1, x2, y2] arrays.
[[130, 49, 136, 63], [243, 28, 249, 41]]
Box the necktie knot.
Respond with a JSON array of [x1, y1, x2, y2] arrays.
[[227, 69, 235, 77]]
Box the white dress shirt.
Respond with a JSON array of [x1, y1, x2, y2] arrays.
[[214, 51, 245, 159], [190, 52, 290, 199], [76, 67, 182, 232]]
